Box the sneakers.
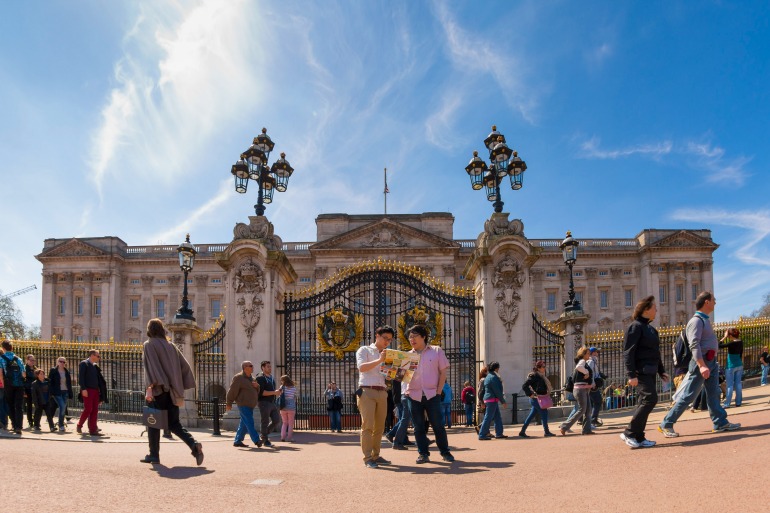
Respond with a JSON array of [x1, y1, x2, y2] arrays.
[[620, 433, 641, 449], [441, 453, 455, 462], [59, 426, 66, 432], [374, 457, 391, 465], [639, 439, 657, 448], [416, 454, 430, 464], [713, 422, 741, 433], [494, 434, 509, 439], [365, 460, 378, 469], [657, 425, 679, 438]]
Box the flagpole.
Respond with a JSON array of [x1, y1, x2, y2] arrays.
[[384, 167, 388, 215]]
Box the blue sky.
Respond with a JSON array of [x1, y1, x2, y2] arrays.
[[1, 1, 769, 327]]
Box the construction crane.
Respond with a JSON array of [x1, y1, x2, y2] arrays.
[[1, 285, 37, 300]]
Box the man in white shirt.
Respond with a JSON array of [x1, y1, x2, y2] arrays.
[[356, 326, 394, 469]]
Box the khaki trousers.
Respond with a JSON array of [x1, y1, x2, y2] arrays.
[[357, 388, 387, 463]]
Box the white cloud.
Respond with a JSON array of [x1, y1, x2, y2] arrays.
[[579, 136, 750, 186]]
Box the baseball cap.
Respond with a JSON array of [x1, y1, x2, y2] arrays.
[[589, 347, 600, 353]]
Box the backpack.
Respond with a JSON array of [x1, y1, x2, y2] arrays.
[[464, 389, 476, 405], [1, 353, 24, 387], [277, 386, 286, 409], [673, 317, 704, 369], [564, 375, 574, 393]]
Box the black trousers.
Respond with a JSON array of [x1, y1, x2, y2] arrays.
[[147, 391, 197, 458], [257, 400, 281, 440], [34, 402, 55, 429], [5, 386, 25, 431], [25, 388, 34, 425], [623, 373, 657, 441]]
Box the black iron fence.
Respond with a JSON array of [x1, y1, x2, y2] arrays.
[[532, 313, 565, 391]]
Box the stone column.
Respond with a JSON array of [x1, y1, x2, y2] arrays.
[[667, 263, 676, 326], [41, 272, 55, 340], [141, 275, 154, 323], [63, 272, 74, 340], [167, 319, 203, 427], [194, 274, 209, 323], [169, 275, 181, 320], [529, 269, 545, 314], [557, 312, 590, 384], [610, 267, 623, 330], [702, 261, 714, 296], [684, 261, 693, 318], [83, 271, 93, 341], [584, 268, 598, 319]]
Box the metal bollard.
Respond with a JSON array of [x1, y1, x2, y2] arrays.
[[511, 393, 518, 424], [212, 396, 221, 436]]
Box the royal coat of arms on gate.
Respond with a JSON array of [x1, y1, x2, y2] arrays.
[[316, 304, 364, 360], [397, 304, 443, 351]]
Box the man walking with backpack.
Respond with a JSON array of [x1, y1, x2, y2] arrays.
[[1, 340, 27, 434], [658, 292, 740, 438]]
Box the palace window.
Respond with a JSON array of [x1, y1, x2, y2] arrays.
[[659, 285, 667, 304], [93, 296, 101, 316], [676, 284, 684, 303], [625, 289, 633, 308], [575, 291, 584, 305], [156, 279, 167, 285], [57, 296, 65, 315], [574, 271, 583, 277], [211, 278, 222, 284], [156, 299, 166, 318], [299, 277, 312, 283], [692, 284, 698, 301], [547, 292, 556, 312], [546, 271, 556, 278], [623, 270, 633, 276], [130, 299, 139, 318], [600, 290, 609, 309], [599, 270, 608, 277], [75, 296, 83, 316], [130, 279, 140, 285], [210, 299, 221, 318]]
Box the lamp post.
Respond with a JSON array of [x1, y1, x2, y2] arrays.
[[230, 127, 294, 216], [175, 233, 197, 322], [560, 231, 581, 313], [464, 125, 527, 213]]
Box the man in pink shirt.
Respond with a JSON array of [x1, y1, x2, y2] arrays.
[[405, 324, 454, 464]]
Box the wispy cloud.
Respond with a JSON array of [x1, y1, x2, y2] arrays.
[[672, 208, 770, 267], [88, 0, 266, 197], [579, 136, 751, 186]]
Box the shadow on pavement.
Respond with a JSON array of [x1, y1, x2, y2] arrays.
[[657, 422, 770, 448], [152, 465, 215, 479], [378, 460, 515, 475]]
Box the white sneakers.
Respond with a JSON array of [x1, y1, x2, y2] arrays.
[[620, 433, 657, 449]]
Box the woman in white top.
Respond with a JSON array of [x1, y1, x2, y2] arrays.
[[559, 347, 595, 436]]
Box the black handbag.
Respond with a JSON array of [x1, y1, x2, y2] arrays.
[[142, 402, 168, 430]]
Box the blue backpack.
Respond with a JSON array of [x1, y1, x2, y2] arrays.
[[1, 353, 25, 387]]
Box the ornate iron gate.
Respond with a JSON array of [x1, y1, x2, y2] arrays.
[[193, 318, 227, 418], [532, 313, 565, 391], [281, 259, 480, 431]]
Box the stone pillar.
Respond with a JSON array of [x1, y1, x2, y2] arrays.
[[169, 274, 181, 320], [463, 213, 539, 404], [167, 318, 204, 427], [41, 272, 55, 340], [141, 275, 154, 323], [107, 271, 122, 341], [556, 312, 590, 384], [194, 274, 209, 323], [584, 268, 598, 319], [529, 269, 544, 315], [702, 261, 714, 296], [63, 272, 74, 340], [610, 267, 623, 330], [83, 271, 93, 341], [667, 263, 676, 326], [216, 216, 297, 380]]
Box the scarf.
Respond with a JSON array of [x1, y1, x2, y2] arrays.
[[538, 370, 553, 393], [143, 337, 195, 407]]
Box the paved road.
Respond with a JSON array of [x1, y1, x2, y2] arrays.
[[3, 388, 769, 512]]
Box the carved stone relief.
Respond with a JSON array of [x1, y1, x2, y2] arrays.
[[484, 215, 524, 237], [361, 228, 408, 247], [233, 258, 266, 349], [141, 275, 154, 287], [233, 216, 282, 250], [314, 267, 328, 280], [491, 253, 527, 342]]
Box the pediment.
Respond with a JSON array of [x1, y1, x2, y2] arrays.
[[310, 219, 459, 251], [651, 231, 718, 249], [39, 239, 107, 258]]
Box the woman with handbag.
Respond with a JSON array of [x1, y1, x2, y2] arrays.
[[519, 360, 555, 438], [478, 362, 508, 440], [620, 295, 669, 449], [558, 347, 595, 436], [278, 375, 297, 442], [141, 318, 204, 465]]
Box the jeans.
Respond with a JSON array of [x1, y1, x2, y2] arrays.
[[280, 409, 295, 441], [521, 397, 551, 435], [408, 394, 450, 456], [623, 373, 657, 441], [761, 364, 769, 385], [560, 387, 592, 434], [464, 403, 474, 426], [52, 394, 68, 428], [234, 405, 260, 445], [257, 400, 281, 441], [147, 391, 197, 458], [661, 358, 728, 430], [589, 389, 602, 422], [388, 395, 411, 445], [723, 366, 743, 407], [442, 403, 452, 427], [478, 400, 504, 438], [328, 410, 342, 431]]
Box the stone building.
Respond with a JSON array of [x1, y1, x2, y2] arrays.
[[35, 212, 718, 398]]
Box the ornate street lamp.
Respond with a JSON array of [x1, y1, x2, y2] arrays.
[[230, 128, 294, 216], [175, 233, 197, 322], [464, 125, 528, 212], [560, 231, 582, 313]]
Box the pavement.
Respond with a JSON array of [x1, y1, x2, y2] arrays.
[[2, 386, 770, 512]]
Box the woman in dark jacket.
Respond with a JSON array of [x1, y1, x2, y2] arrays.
[[621, 295, 669, 449], [478, 362, 507, 440], [519, 360, 555, 437], [47, 357, 73, 432]]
